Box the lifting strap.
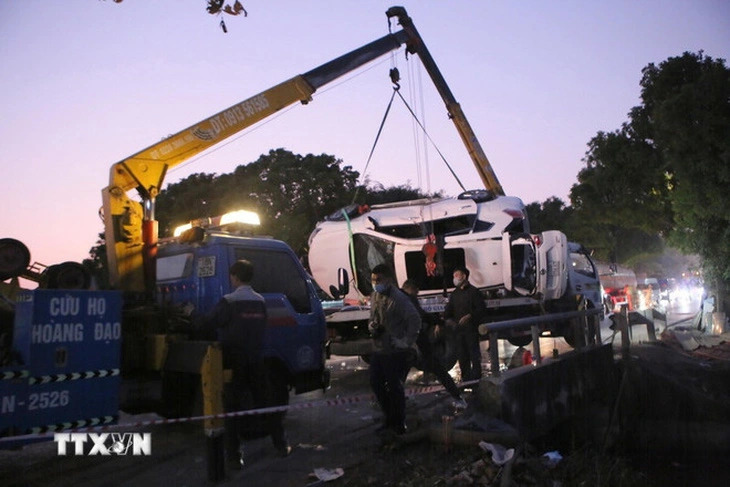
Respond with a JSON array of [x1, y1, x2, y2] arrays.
[[341, 208, 366, 302]]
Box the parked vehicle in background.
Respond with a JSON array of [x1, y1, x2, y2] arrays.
[[597, 262, 637, 313], [566, 242, 603, 311]]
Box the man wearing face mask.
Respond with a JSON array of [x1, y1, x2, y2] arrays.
[[444, 266, 487, 383], [368, 263, 421, 435]]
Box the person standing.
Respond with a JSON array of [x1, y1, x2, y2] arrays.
[[402, 279, 467, 409], [368, 264, 421, 435], [196, 260, 290, 469], [444, 266, 487, 383]]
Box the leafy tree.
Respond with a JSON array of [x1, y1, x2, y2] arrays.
[[569, 127, 671, 262], [222, 149, 360, 253], [640, 53, 730, 264], [155, 172, 222, 236], [105, 1, 247, 33], [156, 151, 441, 255], [569, 51, 729, 310], [156, 149, 361, 255], [632, 52, 730, 310], [104, 1, 247, 17], [525, 197, 574, 236], [82, 233, 110, 289], [363, 182, 442, 206], [206, 1, 246, 16]]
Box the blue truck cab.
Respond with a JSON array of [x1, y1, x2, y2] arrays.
[[154, 229, 330, 414]]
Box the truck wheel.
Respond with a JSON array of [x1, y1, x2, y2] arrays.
[[563, 300, 597, 348], [0, 238, 31, 281], [563, 328, 578, 348], [44, 262, 91, 289]]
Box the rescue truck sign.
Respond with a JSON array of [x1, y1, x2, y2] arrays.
[[0, 290, 122, 441]]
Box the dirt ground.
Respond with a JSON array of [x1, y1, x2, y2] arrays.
[[337, 338, 730, 487]]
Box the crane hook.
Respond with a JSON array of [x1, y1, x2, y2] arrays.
[[389, 68, 400, 91]]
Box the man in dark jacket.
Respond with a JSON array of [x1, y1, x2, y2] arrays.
[[444, 266, 487, 383], [368, 264, 421, 435], [197, 260, 290, 469]]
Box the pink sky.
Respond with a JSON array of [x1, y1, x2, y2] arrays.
[[1, 1, 728, 275]]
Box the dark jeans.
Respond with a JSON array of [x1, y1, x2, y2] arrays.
[[417, 333, 461, 399], [454, 327, 482, 382], [224, 362, 287, 458], [369, 349, 412, 428]]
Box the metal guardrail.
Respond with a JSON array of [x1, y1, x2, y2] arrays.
[[477, 307, 605, 377]]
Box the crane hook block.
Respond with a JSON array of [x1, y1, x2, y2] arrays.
[[389, 68, 401, 90]]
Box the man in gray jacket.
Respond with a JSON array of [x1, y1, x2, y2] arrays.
[[368, 263, 421, 435]]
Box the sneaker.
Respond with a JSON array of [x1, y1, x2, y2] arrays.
[[451, 397, 468, 410], [226, 450, 244, 470], [277, 443, 292, 457]]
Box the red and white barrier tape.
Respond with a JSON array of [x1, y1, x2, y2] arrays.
[[0, 379, 479, 444]]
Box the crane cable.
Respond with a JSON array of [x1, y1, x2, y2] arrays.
[[393, 88, 466, 193], [407, 56, 424, 190], [350, 84, 398, 205], [408, 58, 436, 236], [353, 67, 466, 205]]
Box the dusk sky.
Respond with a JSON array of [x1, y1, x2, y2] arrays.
[[1, 1, 728, 278]]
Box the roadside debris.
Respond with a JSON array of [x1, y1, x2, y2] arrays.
[[541, 450, 563, 468], [478, 441, 514, 466], [298, 443, 327, 451], [664, 327, 730, 352], [307, 467, 344, 485]]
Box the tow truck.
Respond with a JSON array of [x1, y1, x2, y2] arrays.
[[1, 239, 122, 444], [2, 6, 514, 443]]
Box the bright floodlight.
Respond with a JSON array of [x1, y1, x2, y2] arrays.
[[173, 223, 193, 237], [220, 209, 260, 226]]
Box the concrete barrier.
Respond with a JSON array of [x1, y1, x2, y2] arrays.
[[476, 344, 615, 440]]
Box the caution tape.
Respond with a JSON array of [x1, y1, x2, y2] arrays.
[[28, 416, 118, 435], [0, 378, 479, 445], [28, 368, 120, 385], [1, 368, 119, 384], [1, 370, 29, 381]]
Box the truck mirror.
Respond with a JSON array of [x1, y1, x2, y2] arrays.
[[329, 285, 341, 300], [337, 268, 350, 297]]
